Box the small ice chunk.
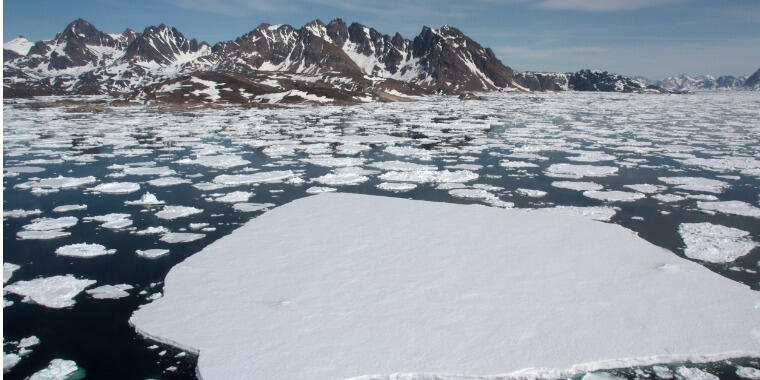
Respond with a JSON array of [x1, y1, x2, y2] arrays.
[[147, 177, 191, 187], [213, 171, 293, 186], [675, 366, 718, 380], [551, 181, 604, 191], [84, 213, 132, 229], [567, 151, 616, 162], [4, 353, 21, 372], [581, 372, 624, 380], [306, 186, 336, 194], [657, 177, 729, 194], [88, 182, 141, 194], [500, 160, 539, 168], [177, 155, 250, 169], [122, 166, 176, 176], [16, 230, 71, 240], [583, 190, 646, 202], [86, 284, 133, 299], [302, 156, 364, 168], [214, 191, 252, 203], [312, 172, 369, 186], [52, 204, 87, 213], [545, 164, 618, 179], [368, 161, 437, 172], [679, 223, 757, 263], [377, 182, 417, 192], [516, 188, 547, 198], [134, 226, 170, 235], [623, 184, 664, 194], [379, 170, 478, 184], [4, 263, 21, 284], [136, 249, 170, 259], [4, 209, 43, 218], [449, 188, 497, 201], [28, 358, 79, 380], [22, 216, 78, 231], [653, 365, 673, 379], [5, 275, 96, 308], [156, 206, 203, 220], [736, 366, 760, 380], [160, 232, 205, 243], [55, 243, 116, 258], [190, 223, 209, 230], [652, 194, 686, 203], [697, 200, 760, 218], [16, 176, 96, 192], [233, 203, 275, 212], [125, 193, 165, 206]]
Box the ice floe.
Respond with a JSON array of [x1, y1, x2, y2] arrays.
[[52, 204, 87, 213], [55, 243, 116, 258], [125, 192, 165, 206], [147, 177, 191, 187], [136, 249, 170, 259], [3, 209, 43, 219], [697, 201, 760, 218], [379, 170, 478, 184], [551, 181, 604, 191], [213, 171, 293, 186], [4, 263, 20, 284], [5, 275, 95, 308], [155, 206, 203, 220], [131, 194, 760, 379], [88, 182, 141, 194], [657, 177, 730, 194], [377, 182, 417, 192], [545, 164, 618, 179], [679, 223, 757, 263], [176, 155, 250, 169], [28, 359, 79, 380], [312, 172, 369, 186], [84, 213, 132, 229], [86, 284, 133, 299], [159, 232, 205, 243], [213, 191, 253, 203], [232, 203, 275, 212], [583, 190, 646, 202]]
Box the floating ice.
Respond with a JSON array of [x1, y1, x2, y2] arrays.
[[176, 155, 250, 169], [551, 181, 604, 191], [125, 193, 165, 206], [84, 213, 132, 229], [134, 226, 170, 235], [623, 184, 664, 194], [545, 164, 618, 179], [232, 202, 275, 213], [3, 209, 42, 218], [377, 182, 417, 192], [500, 160, 539, 168], [122, 166, 176, 176], [28, 359, 79, 380], [136, 249, 170, 259], [736, 366, 760, 379], [5, 275, 95, 308], [4, 263, 20, 284], [583, 190, 646, 202], [214, 191, 252, 203], [86, 284, 133, 299], [16, 230, 71, 240], [652, 194, 686, 203], [305, 186, 336, 194], [55, 243, 116, 258], [155, 206, 203, 220], [554, 206, 618, 222], [384, 146, 433, 160], [676, 366, 718, 380], [657, 177, 730, 194], [567, 151, 616, 162], [22, 217, 78, 231], [131, 194, 759, 379], [213, 171, 293, 186], [52, 204, 87, 213], [697, 201, 760, 218], [368, 161, 437, 172], [4, 353, 21, 373], [302, 156, 364, 168], [449, 188, 497, 201], [312, 172, 369, 186], [88, 182, 141, 194], [147, 177, 191, 187], [679, 223, 757, 263], [160, 232, 205, 244], [15, 176, 96, 193], [379, 170, 478, 184], [516, 188, 547, 198]]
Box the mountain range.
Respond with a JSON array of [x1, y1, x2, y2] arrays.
[[3, 19, 759, 105]]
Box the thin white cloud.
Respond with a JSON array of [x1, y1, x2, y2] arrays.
[[537, 0, 684, 12]]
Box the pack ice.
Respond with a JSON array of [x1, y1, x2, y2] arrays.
[[130, 193, 760, 380]]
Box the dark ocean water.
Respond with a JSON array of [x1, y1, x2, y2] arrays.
[[3, 92, 759, 379]]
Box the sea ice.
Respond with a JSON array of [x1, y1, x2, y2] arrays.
[[84, 213, 132, 229], [376, 182, 417, 192], [676, 367, 718, 380], [368, 161, 437, 172], [657, 177, 730, 194], [176, 155, 250, 169], [551, 181, 604, 191], [5, 275, 96, 308], [697, 201, 760, 219], [160, 233, 205, 244], [28, 359, 79, 380], [125, 193, 165, 206], [583, 190, 646, 202], [213, 171, 293, 186], [545, 164, 618, 179], [232, 203, 275, 212], [305, 186, 336, 194], [623, 184, 664, 194], [22, 217, 78, 231], [213, 191, 253, 203], [736, 366, 760, 379], [679, 223, 757, 263], [449, 188, 497, 201], [379, 170, 478, 184], [4, 263, 20, 284], [3, 209, 43, 218], [155, 206, 203, 220], [516, 188, 547, 198], [88, 182, 141, 194], [136, 249, 170, 259], [15, 176, 96, 193], [86, 284, 134, 299], [147, 177, 191, 187], [52, 204, 87, 213], [131, 194, 759, 380], [55, 243, 116, 258], [312, 172, 369, 186]]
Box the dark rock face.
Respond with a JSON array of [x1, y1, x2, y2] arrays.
[[515, 70, 667, 93], [49, 19, 119, 70], [744, 68, 760, 89], [123, 25, 208, 65], [515, 72, 569, 91], [4, 49, 21, 62]]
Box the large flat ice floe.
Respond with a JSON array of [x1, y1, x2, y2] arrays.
[[131, 193, 760, 380]]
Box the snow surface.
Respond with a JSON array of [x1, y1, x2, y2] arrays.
[[679, 223, 757, 263], [131, 193, 760, 380], [5, 275, 95, 308]]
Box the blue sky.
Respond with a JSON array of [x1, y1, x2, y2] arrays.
[[4, 0, 759, 78]]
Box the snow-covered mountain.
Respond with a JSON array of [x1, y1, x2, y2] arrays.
[[653, 70, 760, 91], [4, 18, 525, 102], [516, 70, 663, 93]]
